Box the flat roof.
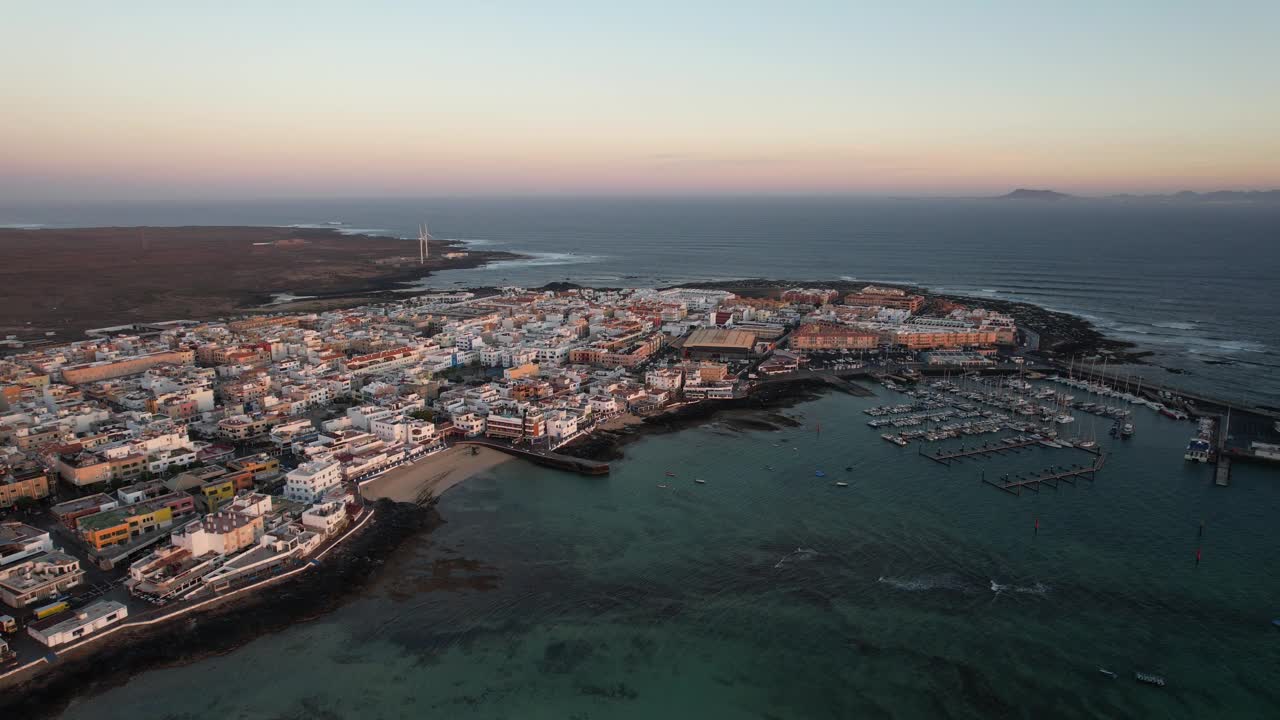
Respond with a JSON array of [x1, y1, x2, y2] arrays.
[[0, 522, 48, 545], [31, 600, 126, 635], [684, 328, 756, 350]]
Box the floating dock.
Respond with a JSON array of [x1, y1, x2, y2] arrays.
[[982, 454, 1107, 496], [924, 438, 1047, 464]]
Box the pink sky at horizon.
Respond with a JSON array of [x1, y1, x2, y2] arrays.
[[3, 3, 1277, 202]]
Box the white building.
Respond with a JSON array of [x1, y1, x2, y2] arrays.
[[645, 368, 684, 392], [0, 522, 54, 566], [283, 459, 343, 504], [544, 411, 579, 443], [147, 447, 198, 475], [451, 412, 486, 437], [28, 600, 128, 648], [301, 500, 349, 537]]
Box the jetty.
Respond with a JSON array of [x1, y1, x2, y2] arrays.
[[923, 438, 1046, 464], [458, 440, 610, 476], [982, 453, 1107, 495]]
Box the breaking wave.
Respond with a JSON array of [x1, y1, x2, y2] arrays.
[[876, 574, 973, 593], [485, 251, 605, 268]]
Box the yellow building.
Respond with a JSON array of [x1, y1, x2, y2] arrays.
[[0, 467, 51, 508], [226, 454, 280, 479], [198, 478, 237, 513], [78, 493, 196, 551], [503, 362, 540, 380]]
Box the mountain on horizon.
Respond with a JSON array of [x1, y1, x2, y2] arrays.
[[996, 188, 1074, 201], [990, 188, 1279, 203], [1106, 189, 1280, 204]]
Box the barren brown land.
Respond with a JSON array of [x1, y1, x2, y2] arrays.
[[0, 226, 518, 340]]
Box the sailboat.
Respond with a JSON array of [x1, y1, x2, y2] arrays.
[[1078, 415, 1098, 449]]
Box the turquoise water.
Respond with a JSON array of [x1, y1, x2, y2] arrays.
[[61, 387, 1280, 718]]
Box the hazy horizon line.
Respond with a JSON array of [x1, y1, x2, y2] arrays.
[[4, 187, 1279, 209]]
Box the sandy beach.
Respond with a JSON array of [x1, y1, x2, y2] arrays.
[[360, 445, 513, 502], [596, 413, 643, 431]]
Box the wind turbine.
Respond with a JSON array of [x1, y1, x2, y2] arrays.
[[418, 223, 433, 264]]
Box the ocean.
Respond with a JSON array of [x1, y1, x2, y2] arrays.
[[55, 389, 1280, 718], [4, 197, 1278, 405]]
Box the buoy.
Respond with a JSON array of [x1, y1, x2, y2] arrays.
[[1195, 547, 1202, 566]]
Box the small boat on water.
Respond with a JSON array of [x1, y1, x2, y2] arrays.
[[665, 471, 676, 477], [657, 483, 669, 489], [815, 470, 826, 478], [1135, 671, 1167, 687], [694, 478, 706, 484], [834, 481, 848, 487], [1098, 668, 1117, 679], [1120, 422, 1135, 438]]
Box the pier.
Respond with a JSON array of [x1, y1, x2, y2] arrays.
[[982, 453, 1107, 496], [1063, 362, 1280, 421], [457, 440, 610, 476], [924, 438, 1047, 464], [1215, 456, 1232, 487]]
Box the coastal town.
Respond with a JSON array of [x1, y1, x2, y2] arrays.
[[0, 281, 1274, 679]]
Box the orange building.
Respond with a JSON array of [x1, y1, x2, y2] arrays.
[[843, 286, 925, 313], [791, 324, 879, 351], [887, 329, 998, 350]]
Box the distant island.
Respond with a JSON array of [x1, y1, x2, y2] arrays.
[[997, 189, 1073, 201], [993, 188, 1280, 203]]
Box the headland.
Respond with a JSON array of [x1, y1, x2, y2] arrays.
[[0, 225, 521, 341]]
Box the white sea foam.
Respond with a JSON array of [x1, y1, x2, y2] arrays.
[[263, 293, 317, 306], [877, 574, 972, 593], [485, 251, 605, 268], [991, 579, 1050, 595], [281, 223, 389, 236], [1152, 321, 1197, 331], [1013, 582, 1051, 595]]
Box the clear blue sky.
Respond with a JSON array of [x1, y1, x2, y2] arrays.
[[3, 1, 1277, 201]]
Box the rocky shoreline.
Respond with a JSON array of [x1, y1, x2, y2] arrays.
[[0, 499, 436, 720]]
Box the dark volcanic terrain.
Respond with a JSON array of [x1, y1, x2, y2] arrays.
[[0, 226, 517, 339]]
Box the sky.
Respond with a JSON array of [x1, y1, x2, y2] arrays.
[[3, 1, 1278, 202]]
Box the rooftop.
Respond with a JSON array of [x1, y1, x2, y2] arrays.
[[30, 600, 126, 635], [0, 521, 48, 546], [684, 328, 756, 351]]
